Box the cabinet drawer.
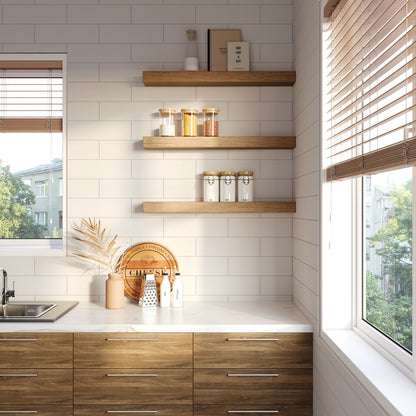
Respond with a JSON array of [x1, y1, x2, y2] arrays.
[[75, 332, 192, 368], [0, 405, 73, 415], [194, 368, 312, 405], [74, 405, 193, 416], [195, 405, 312, 416], [194, 333, 312, 368], [0, 369, 73, 405], [75, 368, 193, 405], [0, 333, 73, 368]]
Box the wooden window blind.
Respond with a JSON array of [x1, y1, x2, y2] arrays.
[[0, 60, 63, 133], [324, 0, 415, 181]]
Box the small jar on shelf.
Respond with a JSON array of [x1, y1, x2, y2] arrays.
[[237, 171, 254, 202], [181, 108, 198, 136], [220, 171, 236, 202], [203, 171, 220, 202], [202, 108, 219, 137], [159, 108, 176, 137]]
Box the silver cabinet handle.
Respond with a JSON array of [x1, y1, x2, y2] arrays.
[[106, 412, 159, 414], [106, 339, 158, 342], [227, 374, 279, 377], [0, 374, 38, 377], [0, 339, 38, 342], [227, 411, 279, 414], [226, 338, 279, 342], [106, 374, 158, 377], [0, 412, 38, 414]]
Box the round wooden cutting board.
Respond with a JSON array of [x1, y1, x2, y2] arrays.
[[118, 242, 178, 302]]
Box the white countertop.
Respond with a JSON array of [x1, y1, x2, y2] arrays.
[[0, 300, 313, 333]]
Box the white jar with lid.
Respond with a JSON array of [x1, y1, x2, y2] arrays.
[[159, 108, 176, 137], [203, 171, 219, 202], [220, 171, 236, 202], [237, 171, 254, 202]]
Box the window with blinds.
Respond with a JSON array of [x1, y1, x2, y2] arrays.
[[0, 60, 63, 133], [324, 0, 415, 181], [0, 56, 64, 248]]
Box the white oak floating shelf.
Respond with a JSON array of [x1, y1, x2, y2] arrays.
[[143, 136, 296, 150], [142, 201, 296, 213], [142, 71, 296, 86]]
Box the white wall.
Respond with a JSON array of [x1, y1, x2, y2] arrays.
[[0, 0, 295, 304], [293, 1, 390, 415]]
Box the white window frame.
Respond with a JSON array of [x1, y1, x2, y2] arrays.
[[0, 53, 67, 256], [35, 180, 48, 198], [354, 170, 415, 374]]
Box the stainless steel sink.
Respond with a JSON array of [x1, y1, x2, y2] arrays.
[[0, 303, 56, 318], [0, 301, 78, 322]]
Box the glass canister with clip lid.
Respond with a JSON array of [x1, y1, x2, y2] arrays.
[[237, 171, 254, 202], [203, 171, 220, 202], [219, 171, 236, 202], [202, 108, 219, 137], [159, 108, 176, 137]]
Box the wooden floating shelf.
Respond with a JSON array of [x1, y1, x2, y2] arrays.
[[142, 201, 296, 214], [143, 136, 296, 150], [143, 71, 296, 86]]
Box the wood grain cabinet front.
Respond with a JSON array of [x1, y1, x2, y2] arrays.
[[74, 332, 192, 368], [194, 332, 312, 368], [0, 369, 73, 405], [0, 405, 73, 415], [74, 369, 193, 405], [74, 404, 193, 416], [0, 333, 73, 368], [195, 404, 312, 416]]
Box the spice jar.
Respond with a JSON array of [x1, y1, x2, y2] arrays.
[[220, 171, 236, 202], [159, 108, 176, 137], [181, 108, 198, 136], [203, 108, 219, 137], [237, 171, 254, 202], [203, 171, 220, 202]]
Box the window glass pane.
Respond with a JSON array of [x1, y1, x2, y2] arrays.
[[0, 132, 62, 240], [364, 168, 413, 353]]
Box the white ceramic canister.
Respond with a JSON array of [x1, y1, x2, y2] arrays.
[[237, 171, 254, 202], [219, 171, 236, 202], [203, 171, 220, 202]]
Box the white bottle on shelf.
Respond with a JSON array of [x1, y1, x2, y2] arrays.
[[172, 268, 183, 308], [160, 267, 171, 308]]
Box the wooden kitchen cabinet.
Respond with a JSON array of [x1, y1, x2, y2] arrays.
[[194, 332, 313, 415], [74, 404, 193, 416], [74, 332, 192, 368], [0, 332, 74, 413]]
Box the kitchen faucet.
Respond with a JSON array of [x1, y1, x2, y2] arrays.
[[1, 269, 15, 306]]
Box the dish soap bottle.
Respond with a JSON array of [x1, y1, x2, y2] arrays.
[[172, 267, 183, 308], [160, 267, 171, 308], [184, 29, 199, 71]]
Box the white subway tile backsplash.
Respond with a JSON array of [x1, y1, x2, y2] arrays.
[[69, 160, 131, 179], [196, 5, 260, 24], [68, 121, 132, 140], [0, 25, 34, 43], [100, 179, 163, 198], [69, 82, 132, 102], [3, 5, 66, 23], [164, 218, 228, 237], [68, 5, 131, 24], [100, 25, 163, 44], [132, 5, 195, 24], [36, 25, 99, 43], [1, 0, 296, 302]]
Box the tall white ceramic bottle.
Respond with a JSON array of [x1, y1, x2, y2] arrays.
[[172, 268, 183, 308], [160, 267, 171, 308]]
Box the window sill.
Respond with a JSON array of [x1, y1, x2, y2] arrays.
[[322, 330, 416, 416]]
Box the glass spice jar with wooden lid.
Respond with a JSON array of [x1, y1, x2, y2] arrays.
[[159, 108, 176, 137], [181, 108, 198, 137], [202, 108, 219, 137]]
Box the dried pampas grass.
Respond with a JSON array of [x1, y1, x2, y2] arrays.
[[72, 217, 121, 273]]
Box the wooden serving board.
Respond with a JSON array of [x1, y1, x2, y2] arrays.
[[118, 242, 178, 302]]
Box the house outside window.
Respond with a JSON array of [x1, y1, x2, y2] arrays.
[[35, 180, 48, 197]]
